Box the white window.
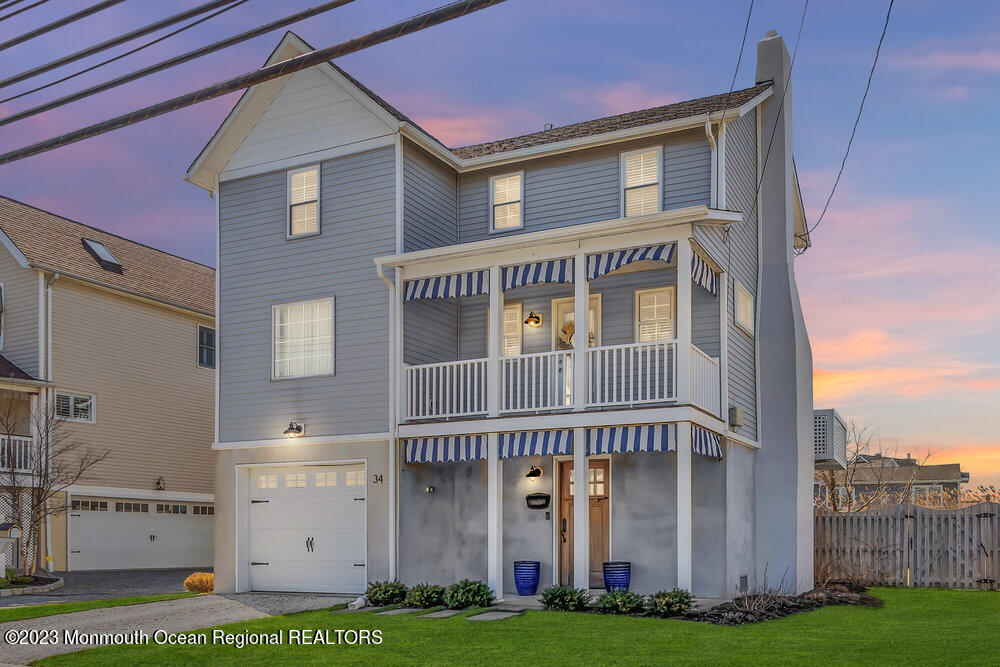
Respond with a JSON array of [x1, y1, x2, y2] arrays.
[[736, 282, 754, 335], [256, 473, 277, 489], [502, 302, 523, 356], [316, 471, 337, 487], [621, 146, 662, 217], [634, 287, 674, 342], [345, 470, 364, 487], [272, 298, 334, 379], [55, 390, 95, 423], [490, 172, 523, 231], [287, 165, 320, 238], [285, 472, 306, 488]]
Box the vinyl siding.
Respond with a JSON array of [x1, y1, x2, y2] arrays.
[[218, 146, 396, 441], [694, 110, 758, 439], [458, 131, 710, 244], [224, 66, 394, 176], [0, 251, 39, 377], [50, 279, 215, 493], [402, 140, 458, 251]]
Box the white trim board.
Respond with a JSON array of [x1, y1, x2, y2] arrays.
[[214, 431, 392, 450], [64, 485, 215, 502]]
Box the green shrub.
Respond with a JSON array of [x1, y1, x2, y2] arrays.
[[365, 580, 408, 607], [594, 590, 645, 615], [405, 582, 446, 608], [444, 579, 495, 609], [539, 585, 590, 612], [647, 588, 693, 617]]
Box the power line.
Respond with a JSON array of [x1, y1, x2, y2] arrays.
[[0, 0, 243, 88], [714, 0, 755, 198], [0, 0, 509, 166], [0, 0, 52, 23], [1, 0, 254, 112], [0, 0, 31, 10], [0, 0, 358, 123], [799, 0, 894, 248], [0, 0, 130, 51]]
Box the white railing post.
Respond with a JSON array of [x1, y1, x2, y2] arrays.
[[573, 252, 588, 411], [488, 265, 502, 417], [676, 239, 693, 405]]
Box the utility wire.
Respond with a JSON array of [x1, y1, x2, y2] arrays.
[[797, 0, 894, 250], [0, 0, 509, 166], [1, 0, 243, 87], [0, 0, 358, 122], [1, 0, 253, 111], [713, 0, 755, 196], [0, 0, 53, 24], [0, 0, 130, 51], [0, 0, 31, 10]]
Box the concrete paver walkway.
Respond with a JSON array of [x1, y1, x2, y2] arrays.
[[467, 611, 522, 621]]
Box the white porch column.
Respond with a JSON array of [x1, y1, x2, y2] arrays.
[[486, 432, 503, 598], [718, 271, 730, 421], [394, 268, 406, 424], [572, 426, 589, 590], [487, 265, 502, 417], [676, 421, 693, 591], [572, 252, 588, 410], [676, 238, 693, 404]]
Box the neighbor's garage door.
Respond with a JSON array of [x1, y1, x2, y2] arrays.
[[248, 464, 366, 593], [69, 497, 213, 570]]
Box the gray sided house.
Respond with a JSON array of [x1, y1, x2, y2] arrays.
[[187, 30, 814, 598]]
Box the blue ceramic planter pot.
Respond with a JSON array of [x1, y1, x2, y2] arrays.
[[513, 560, 541, 596], [603, 561, 631, 592]]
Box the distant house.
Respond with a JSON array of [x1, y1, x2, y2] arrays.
[[815, 453, 970, 509]]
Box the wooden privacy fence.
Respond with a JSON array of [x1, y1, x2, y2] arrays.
[[815, 502, 1000, 589]]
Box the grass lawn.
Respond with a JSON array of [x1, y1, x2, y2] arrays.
[[0, 593, 194, 624], [39, 587, 999, 665]]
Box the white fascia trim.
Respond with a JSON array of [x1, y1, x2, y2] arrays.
[[0, 227, 30, 268], [64, 485, 215, 503], [214, 431, 393, 450]]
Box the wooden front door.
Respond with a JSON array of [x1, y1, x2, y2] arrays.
[[558, 459, 610, 588]]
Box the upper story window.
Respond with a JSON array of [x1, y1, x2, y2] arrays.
[[635, 287, 674, 342], [735, 281, 754, 335], [272, 298, 334, 379], [198, 325, 216, 369], [287, 165, 320, 238], [502, 302, 523, 356], [55, 390, 95, 423], [621, 147, 662, 217], [490, 172, 523, 232]]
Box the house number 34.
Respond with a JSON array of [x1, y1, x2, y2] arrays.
[[371, 474, 384, 484]]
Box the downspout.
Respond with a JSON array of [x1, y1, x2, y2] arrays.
[[704, 120, 718, 208], [375, 262, 397, 581], [43, 272, 59, 573]]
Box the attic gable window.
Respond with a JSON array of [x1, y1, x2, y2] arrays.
[[621, 147, 662, 217], [82, 239, 122, 273], [287, 165, 320, 238]]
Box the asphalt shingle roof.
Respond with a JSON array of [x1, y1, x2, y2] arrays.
[[0, 196, 214, 315], [0, 352, 36, 381]]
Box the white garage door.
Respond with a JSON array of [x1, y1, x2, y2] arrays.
[[69, 498, 213, 570], [248, 464, 366, 594]]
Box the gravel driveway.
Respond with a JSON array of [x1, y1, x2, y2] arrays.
[[0, 568, 199, 607]]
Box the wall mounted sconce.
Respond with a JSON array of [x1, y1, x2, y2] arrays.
[[425, 486, 436, 494], [525, 465, 544, 481], [283, 421, 305, 438], [523, 311, 542, 328], [154, 476, 165, 491]]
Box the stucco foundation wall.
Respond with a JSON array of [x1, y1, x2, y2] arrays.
[[502, 455, 553, 594], [692, 455, 727, 598], [725, 444, 756, 593], [213, 440, 391, 595], [398, 460, 487, 586]]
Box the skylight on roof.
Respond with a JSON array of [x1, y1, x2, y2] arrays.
[[82, 238, 121, 270]]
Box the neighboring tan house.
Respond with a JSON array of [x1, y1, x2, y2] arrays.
[[0, 196, 215, 572], [816, 453, 970, 510], [186, 30, 814, 598]]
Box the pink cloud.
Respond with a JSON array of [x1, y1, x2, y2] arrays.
[[813, 365, 1000, 404], [893, 49, 1000, 73], [582, 81, 682, 116]]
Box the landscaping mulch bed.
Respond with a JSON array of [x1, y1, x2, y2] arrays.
[[0, 574, 58, 589], [690, 584, 882, 626]]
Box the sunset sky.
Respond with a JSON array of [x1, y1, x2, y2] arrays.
[[2, 1, 997, 486]]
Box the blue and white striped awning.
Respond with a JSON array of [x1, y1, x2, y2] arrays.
[[692, 425, 724, 460], [500, 429, 574, 458], [502, 258, 574, 291], [404, 435, 487, 463], [691, 252, 718, 296], [404, 270, 489, 301], [586, 424, 677, 455], [587, 244, 676, 280]]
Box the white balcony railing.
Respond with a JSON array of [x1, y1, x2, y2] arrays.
[[689, 345, 721, 417], [586, 340, 677, 407], [0, 435, 33, 472], [405, 358, 488, 420], [501, 349, 574, 413]]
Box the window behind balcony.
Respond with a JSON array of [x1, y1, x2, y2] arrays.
[[502, 302, 522, 355], [621, 147, 661, 217], [635, 287, 674, 342]]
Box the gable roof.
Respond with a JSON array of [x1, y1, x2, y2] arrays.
[[0, 196, 214, 316]]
